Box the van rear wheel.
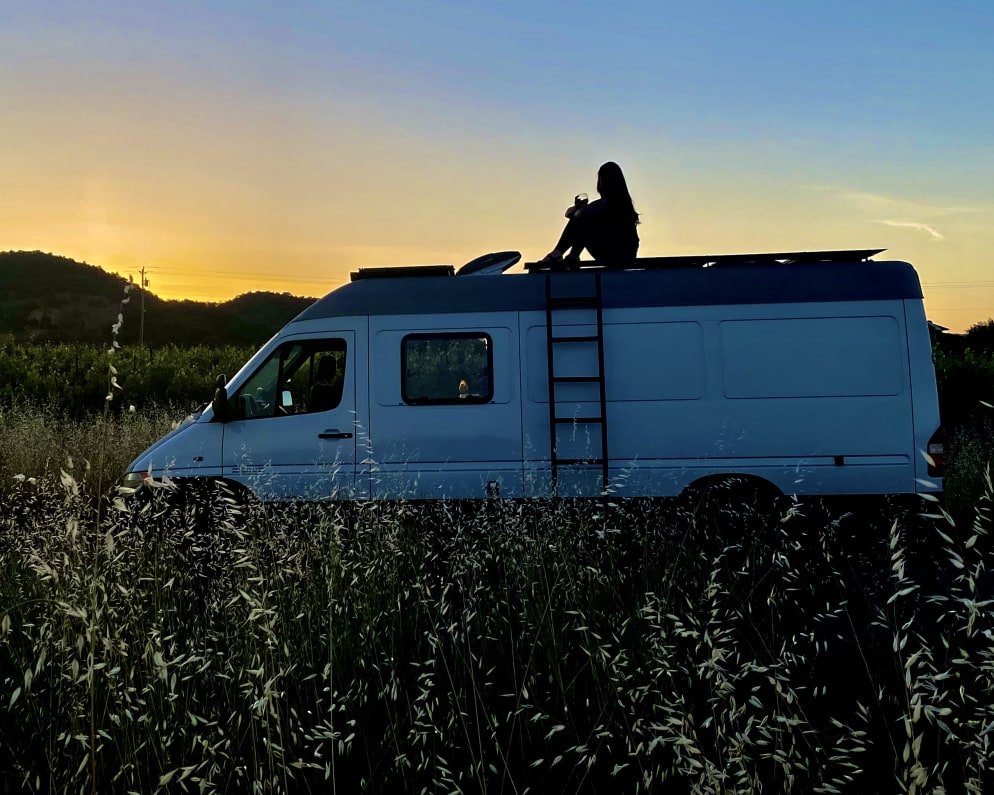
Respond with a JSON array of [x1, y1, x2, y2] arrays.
[[678, 477, 791, 616], [680, 476, 787, 538]]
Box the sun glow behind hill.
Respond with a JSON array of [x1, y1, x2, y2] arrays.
[[0, 252, 314, 347]]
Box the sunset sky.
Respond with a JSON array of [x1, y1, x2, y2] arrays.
[[2, 1, 993, 331]]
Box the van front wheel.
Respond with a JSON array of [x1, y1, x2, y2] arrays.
[[160, 478, 251, 534]]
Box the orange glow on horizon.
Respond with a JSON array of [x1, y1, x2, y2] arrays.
[[18, 235, 990, 335]]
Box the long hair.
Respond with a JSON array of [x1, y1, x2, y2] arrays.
[[597, 161, 639, 223]]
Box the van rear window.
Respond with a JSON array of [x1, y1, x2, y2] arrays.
[[402, 333, 493, 405]]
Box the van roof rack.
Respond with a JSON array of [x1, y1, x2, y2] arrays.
[[351, 264, 455, 281], [348, 249, 886, 281], [524, 249, 885, 272]]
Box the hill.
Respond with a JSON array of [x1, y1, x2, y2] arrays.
[[0, 251, 317, 347]]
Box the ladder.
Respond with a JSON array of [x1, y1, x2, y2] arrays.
[[545, 272, 609, 496]]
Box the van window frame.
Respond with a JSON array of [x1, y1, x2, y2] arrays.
[[231, 337, 348, 419], [401, 331, 494, 406]]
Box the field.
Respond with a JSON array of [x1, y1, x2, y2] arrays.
[[1, 340, 994, 793]]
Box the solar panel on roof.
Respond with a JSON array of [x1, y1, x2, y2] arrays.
[[524, 249, 885, 272]]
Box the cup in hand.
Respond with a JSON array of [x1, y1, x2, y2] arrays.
[[574, 193, 588, 206]]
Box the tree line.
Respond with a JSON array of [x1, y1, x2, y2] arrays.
[[1, 331, 991, 427], [0, 339, 255, 415]]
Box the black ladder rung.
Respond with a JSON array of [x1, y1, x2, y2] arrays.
[[548, 296, 599, 309], [545, 271, 609, 495]]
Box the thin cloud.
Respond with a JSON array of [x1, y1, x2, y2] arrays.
[[809, 185, 991, 217], [877, 219, 944, 240]]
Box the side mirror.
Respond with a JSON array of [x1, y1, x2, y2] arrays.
[[211, 374, 233, 422]]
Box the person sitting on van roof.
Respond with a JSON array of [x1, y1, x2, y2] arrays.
[[541, 161, 640, 269]]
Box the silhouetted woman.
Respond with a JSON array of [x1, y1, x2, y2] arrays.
[[541, 161, 640, 268]]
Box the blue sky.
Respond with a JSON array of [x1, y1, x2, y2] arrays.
[[2, 0, 993, 329]]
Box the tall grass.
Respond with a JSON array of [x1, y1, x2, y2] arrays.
[[0, 404, 179, 496], [945, 419, 994, 527], [1, 413, 993, 792]]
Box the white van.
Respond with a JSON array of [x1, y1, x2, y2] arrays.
[[122, 249, 944, 502]]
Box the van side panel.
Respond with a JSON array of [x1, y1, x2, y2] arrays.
[[367, 313, 523, 499], [221, 322, 366, 501], [523, 299, 918, 497], [720, 317, 903, 399], [713, 310, 912, 495], [522, 307, 708, 496], [253, 316, 372, 499]]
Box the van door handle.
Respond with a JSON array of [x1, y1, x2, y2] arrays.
[[318, 429, 353, 439]]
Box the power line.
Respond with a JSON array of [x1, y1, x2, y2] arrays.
[[923, 281, 994, 288], [125, 268, 342, 286]]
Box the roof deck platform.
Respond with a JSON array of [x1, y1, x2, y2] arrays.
[[522, 249, 885, 272], [295, 249, 922, 321]]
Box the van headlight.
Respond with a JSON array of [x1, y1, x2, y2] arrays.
[[120, 471, 144, 491]]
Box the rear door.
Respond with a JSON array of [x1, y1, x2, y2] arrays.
[[222, 331, 357, 499]]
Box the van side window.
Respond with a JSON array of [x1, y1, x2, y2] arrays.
[[233, 338, 348, 419], [402, 333, 493, 405]]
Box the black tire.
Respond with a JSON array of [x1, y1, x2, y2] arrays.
[[680, 476, 786, 533]]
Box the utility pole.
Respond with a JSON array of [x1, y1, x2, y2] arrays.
[[139, 266, 149, 348]]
